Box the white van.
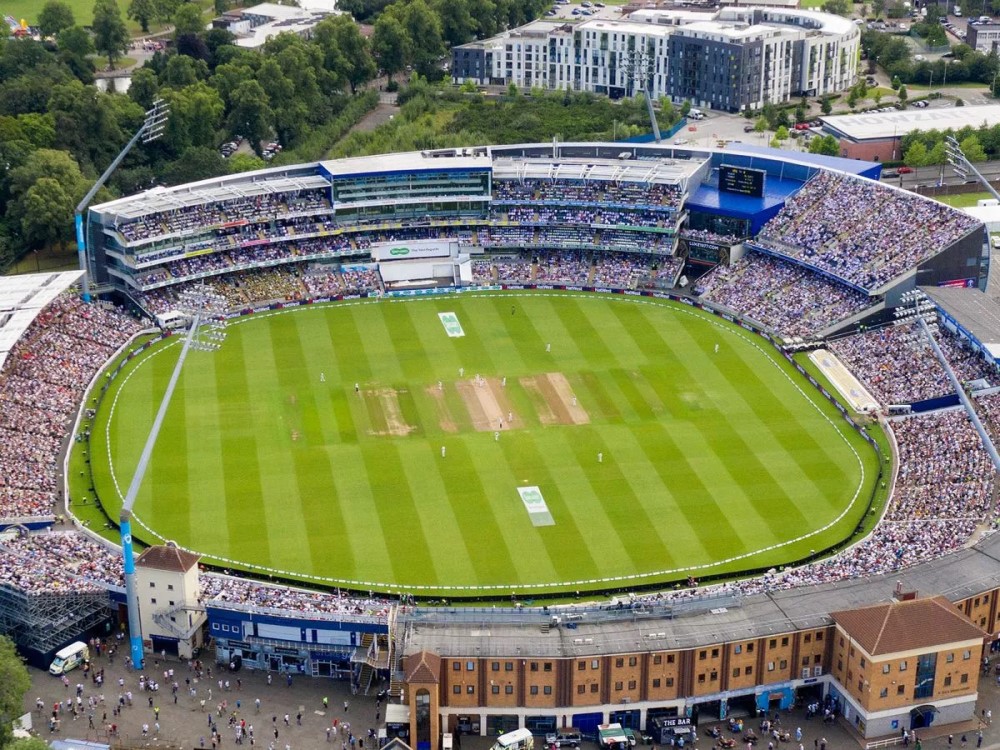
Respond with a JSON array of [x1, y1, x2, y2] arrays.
[[546, 728, 583, 747], [492, 728, 535, 750], [49, 641, 89, 675], [689, 108, 706, 120]]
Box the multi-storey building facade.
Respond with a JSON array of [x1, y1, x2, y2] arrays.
[[966, 19, 1000, 53], [450, 7, 859, 111]]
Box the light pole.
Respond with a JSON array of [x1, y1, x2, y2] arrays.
[[74, 98, 169, 301], [118, 285, 228, 670]]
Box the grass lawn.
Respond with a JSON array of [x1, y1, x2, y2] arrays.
[[85, 292, 880, 596], [935, 191, 992, 207], [5, 0, 218, 35]]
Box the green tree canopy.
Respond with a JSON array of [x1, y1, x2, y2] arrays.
[[38, 1, 76, 37], [128, 0, 157, 33], [0, 636, 31, 748], [22, 176, 73, 250], [92, 0, 130, 68], [904, 140, 928, 167], [173, 3, 206, 39], [57, 26, 94, 58], [808, 134, 840, 156], [371, 15, 409, 82], [226, 79, 274, 156]]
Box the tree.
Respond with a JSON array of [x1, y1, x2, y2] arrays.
[[960, 134, 987, 160], [128, 66, 159, 109], [172, 3, 205, 39], [215, 0, 231, 12], [873, 0, 886, 16], [128, 0, 158, 33], [92, 0, 130, 69], [809, 134, 840, 156], [774, 125, 789, 142], [926, 140, 947, 165], [22, 177, 73, 250], [904, 140, 928, 167], [314, 16, 376, 94], [371, 14, 409, 83], [163, 145, 226, 184], [794, 99, 806, 123], [163, 54, 207, 87], [434, 0, 475, 47], [822, 0, 850, 14], [397, 0, 445, 79], [57, 25, 94, 58], [820, 95, 833, 115], [226, 79, 273, 156], [8, 737, 55, 750], [38, 1, 76, 37], [897, 84, 908, 102], [0, 635, 31, 749], [228, 152, 266, 173]]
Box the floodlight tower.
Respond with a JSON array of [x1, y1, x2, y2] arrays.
[[624, 47, 662, 143], [945, 135, 1000, 203], [897, 289, 1000, 473], [74, 98, 170, 301], [119, 285, 228, 670]]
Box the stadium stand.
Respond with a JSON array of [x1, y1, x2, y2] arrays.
[[753, 171, 980, 290]]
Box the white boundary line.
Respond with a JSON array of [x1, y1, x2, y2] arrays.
[[99, 292, 872, 593]]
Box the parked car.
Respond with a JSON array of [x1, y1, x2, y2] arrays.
[[897, 166, 914, 173], [743, 124, 755, 132]]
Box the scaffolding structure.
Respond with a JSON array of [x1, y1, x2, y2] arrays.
[[0, 584, 111, 654]]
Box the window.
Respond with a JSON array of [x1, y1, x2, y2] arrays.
[[699, 650, 707, 660], [590, 684, 598, 693], [860, 658, 866, 668], [169, 600, 175, 606], [710, 671, 718, 682], [734, 645, 742, 655], [712, 648, 720, 658], [802, 657, 810, 667], [899, 661, 908, 671], [698, 674, 706, 683], [453, 686, 461, 694], [746, 644, 754, 653], [577, 685, 585, 695], [628, 680, 636, 690], [149, 582, 155, 588], [963, 650, 972, 660], [616, 659, 624, 668], [961, 673, 969, 684], [745, 666, 753, 676], [467, 686, 475, 694], [531, 662, 538, 672], [467, 662, 475, 671], [879, 688, 888, 698], [769, 639, 777, 649], [944, 675, 953, 687], [505, 685, 514, 694], [804, 634, 812, 643], [781, 637, 789, 647], [653, 678, 661, 688], [767, 662, 775, 672], [544, 686, 552, 695], [505, 662, 514, 671], [530, 686, 539, 695], [816, 632, 824, 641], [492, 685, 500, 695], [167, 584, 174, 591], [492, 662, 500, 672], [883, 664, 891, 674], [629, 657, 637, 667], [578, 661, 586, 671], [898, 685, 905, 695], [544, 663, 552, 672], [592, 660, 599, 670], [453, 663, 461, 671], [733, 668, 741, 678], [667, 655, 676, 663], [665, 677, 674, 687], [615, 681, 624, 691], [653, 655, 662, 665], [947, 654, 955, 664], [779, 660, 787, 670], [150, 598, 157, 605]]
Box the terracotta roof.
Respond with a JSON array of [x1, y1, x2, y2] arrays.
[[404, 650, 441, 684], [830, 596, 987, 656], [135, 544, 200, 573]]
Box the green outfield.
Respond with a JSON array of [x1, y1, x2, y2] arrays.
[[87, 292, 880, 595]]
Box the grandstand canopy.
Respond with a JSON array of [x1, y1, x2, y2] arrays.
[[98, 174, 332, 221], [923, 285, 1000, 360], [0, 271, 83, 374], [491, 156, 697, 185], [319, 152, 491, 180]]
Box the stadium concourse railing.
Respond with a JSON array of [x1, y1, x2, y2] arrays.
[[73, 282, 884, 601]]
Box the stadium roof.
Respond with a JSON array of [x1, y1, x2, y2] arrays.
[[492, 156, 698, 185], [95, 174, 331, 221], [923, 284, 1000, 360], [0, 271, 83, 374], [722, 143, 881, 178], [319, 152, 492, 179], [820, 104, 1000, 142]]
